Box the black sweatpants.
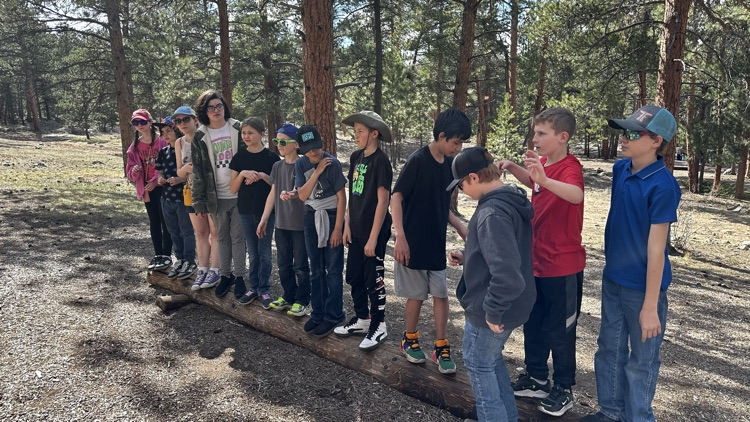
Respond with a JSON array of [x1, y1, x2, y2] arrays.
[[143, 186, 172, 257], [344, 225, 390, 322]]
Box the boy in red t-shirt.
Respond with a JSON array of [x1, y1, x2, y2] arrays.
[[497, 107, 585, 417]]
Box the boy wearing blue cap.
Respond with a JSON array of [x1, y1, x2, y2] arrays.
[[581, 105, 681, 422]]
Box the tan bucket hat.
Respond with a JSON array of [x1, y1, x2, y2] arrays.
[[342, 110, 392, 143]]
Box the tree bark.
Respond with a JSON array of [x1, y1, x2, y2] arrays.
[[686, 74, 699, 193], [104, 0, 135, 172], [217, 0, 232, 109], [655, 0, 691, 172], [259, 6, 281, 153], [712, 144, 723, 194], [18, 33, 41, 139], [373, 0, 383, 115], [509, 0, 518, 122], [476, 76, 487, 147], [529, 35, 548, 149], [301, 0, 336, 154], [736, 144, 748, 199], [453, 0, 480, 111]]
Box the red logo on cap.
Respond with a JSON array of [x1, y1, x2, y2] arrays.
[[635, 110, 653, 122]]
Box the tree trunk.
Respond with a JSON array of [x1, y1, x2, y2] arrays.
[[686, 74, 699, 193], [453, 0, 480, 111], [373, 0, 383, 115], [217, 0, 232, 109], [476, 76, 487, 147], [654, 0, 691, 172], [17, 33, 41, 138], [301, 0, 336, 153], [638, 70, 647, 107], [260, 6, 281, 153], [736, 145, 748, 199], [529, 35, 548, 149], [712, 145, 723, 194], [509, 0, 518, 122], [104, 0, 135, 172]]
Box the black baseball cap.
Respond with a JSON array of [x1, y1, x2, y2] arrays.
[[446, 147, 494, 191]]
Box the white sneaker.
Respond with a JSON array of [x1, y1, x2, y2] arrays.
[[334, 317, 371, 337], [359, 321, 387, 350]]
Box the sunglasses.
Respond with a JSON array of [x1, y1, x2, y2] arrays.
[[207, 103, 224, 113], [272, 138, 297, 147], [621, 129, 651, 140], [173, 116, 193, 125], [132, 120, 149, 126]]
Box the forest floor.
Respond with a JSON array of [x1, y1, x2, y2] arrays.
[[0, 127, 749, 422]]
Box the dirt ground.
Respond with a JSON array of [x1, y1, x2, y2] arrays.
[[1, 129, 748, 422]]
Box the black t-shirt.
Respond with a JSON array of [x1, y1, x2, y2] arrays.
[[392, 145, 453, 270], [229, 147, 280, 217], [348, 148, 393, 239]]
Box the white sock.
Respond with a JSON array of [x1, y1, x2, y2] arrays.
[[198, 267, 208, 273], [210, 267, 220, 274]]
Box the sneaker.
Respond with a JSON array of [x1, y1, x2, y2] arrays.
[[579, 412, 618, 422], [201, 270, 221, 289], [334, 317, 370, 337], [177, 261, 197, 280], [400, 332, 426, 363], [147, 256, 159, 270], [191, 270, 207, 291], [359, 320, 387, 350], [269, 297, 291, 311], [214, 274, 234, 297], [259, 293, 273, 309], [512, 373, 551, 398], [167, 259, 184, 278], [313, 320, 340, 338], [233, 276, 247, 299], [303, 318, 320, 333], [238, 290, 258, 305], [432, 342, 457, 374], [153, 255, 172, 270], [538, 384, 574, 417], [288, 303, 311, 317]]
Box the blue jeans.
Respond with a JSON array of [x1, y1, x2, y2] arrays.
[[239, 213, 274, 294], [463, 319, 517, 422], [304, 209, 344, 324], [275, 228, 311, 305], [594, 276, 668, 422], [161, 197, 195, 261]]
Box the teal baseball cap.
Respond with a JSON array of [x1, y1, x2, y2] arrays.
[[608, 105, 677, 142]]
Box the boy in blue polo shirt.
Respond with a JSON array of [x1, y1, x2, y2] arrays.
[[581, 105, 681, 422]]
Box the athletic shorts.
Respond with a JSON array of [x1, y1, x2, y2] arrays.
[[393, 262, 447, 300]]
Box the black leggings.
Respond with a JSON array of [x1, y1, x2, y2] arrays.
[[144, 187, 172, 256]]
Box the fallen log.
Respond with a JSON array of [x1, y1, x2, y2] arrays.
[[147, 271, 580, 421], [155, 294, 192, 312]]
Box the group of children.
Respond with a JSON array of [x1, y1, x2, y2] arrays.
[[127, 95, 681, 422]]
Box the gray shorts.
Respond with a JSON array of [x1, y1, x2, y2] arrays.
[[393, 262, 448, 300]]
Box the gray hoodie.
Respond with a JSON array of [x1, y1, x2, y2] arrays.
[[456, 184, 535, 331]]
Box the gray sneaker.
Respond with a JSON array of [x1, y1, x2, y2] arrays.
[[177, 261, 197, 280], [167, 260, 184, 278], [201, 270, 221, 288]]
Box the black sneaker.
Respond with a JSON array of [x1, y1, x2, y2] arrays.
[[153, 255, 172, 271], [538, 384, 574, 417], [177, 261, 196, 280], [238, 289, 258, 305], [233, 276, 247, 299], [215, 274, 234, 297], [303, 319, 320, 333], [512, 373, 551, 398], [259, 293, 273, 309], [167, 259, 184, 278], [313, 320, 341, 338], [147, 256, 159, 270]]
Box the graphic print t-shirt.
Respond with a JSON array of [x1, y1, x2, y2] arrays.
[[207, 123, 234, 199], [137, 140, 160, 182], [348, 148, 393, 239]]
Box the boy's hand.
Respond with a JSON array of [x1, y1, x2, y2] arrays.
[[157, 176, 167, 186], [145, 181, 157, 191], [364, 237, 376, 257], [314, 158, 333, 176], [342, 226, 352, 247], [524, 150, 548, 186], [329, 227, 343, 248], [639, 308, 662, 342], [486, 321, 504, 334], [256, 219, 267, 239], [495, 160, 514, 171], [447, 250, 463, 266], [394, 234, 410, 266]]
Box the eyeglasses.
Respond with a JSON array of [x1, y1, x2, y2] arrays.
[[206, 103, 224, 113], [272, 138, 297, 147], [132, 120, 149, 126], [621, 129, 651, 141], [173, 116, 193, 125]]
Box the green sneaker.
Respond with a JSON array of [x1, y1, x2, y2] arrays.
[[432, 342, 457, 374], [269, 297, 291, 311], [287, 303, 311, 317], [400, 332, 426, 363]]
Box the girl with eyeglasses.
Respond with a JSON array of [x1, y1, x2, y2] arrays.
[[190, 90, 248, 299], [125, 108, 172, 271], [174, 106, 222, 291]]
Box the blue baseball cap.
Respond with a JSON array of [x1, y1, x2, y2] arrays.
[[277, 123, 299, 140], [608, 105, 677, 142], [171, 106, 197, 119]]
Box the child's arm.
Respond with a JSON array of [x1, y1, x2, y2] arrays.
[[330, 187, 346, 248], [496, 160, 532, 188], [257, 184, 276, 239], [364, 186, 390, 256], [524, 150, 583, 204], [641, 222, 669, 342], [229, 169, 244, 194], [297, 157, 332, 201], [343, 209, 352, 246], [175, 139, 192, 178], [448, 211, 467, 241], [390, 192, 409, 266]]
